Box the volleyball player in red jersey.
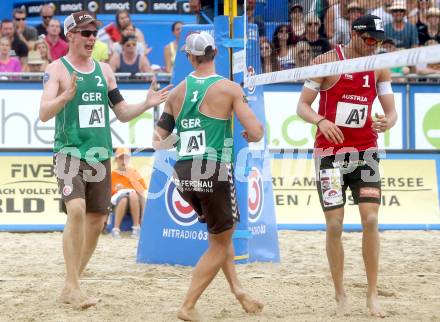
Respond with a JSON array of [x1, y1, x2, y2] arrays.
[[297, 15, 397, 317]]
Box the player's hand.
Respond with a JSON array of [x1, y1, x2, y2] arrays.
[[318, 118, 344, 144], [146, 79, 173, 107], [61, 72, 77, 102], [372, 113, 389, 133]]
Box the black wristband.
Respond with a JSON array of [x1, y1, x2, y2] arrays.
[[316, 118, 326, 126], [157, 112, 175, 132]]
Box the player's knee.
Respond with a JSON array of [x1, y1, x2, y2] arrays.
[[117, 197, 128, 208], [326, 221, 343, 236], [361, 213, 378, 231]]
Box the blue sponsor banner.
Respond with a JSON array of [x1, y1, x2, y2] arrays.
[[137, 150, 209, 265], [233, 17, 280, 263]]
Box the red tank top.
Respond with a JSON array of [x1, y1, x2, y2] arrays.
[[314, 45, 378, 155]]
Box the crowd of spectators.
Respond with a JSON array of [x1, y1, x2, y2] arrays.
[[1, 1, 439, 78], [252, 0, 440, 76], [0, 5, 184, 77]]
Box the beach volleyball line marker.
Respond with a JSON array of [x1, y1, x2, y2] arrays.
[[245, 45, 440, 88]]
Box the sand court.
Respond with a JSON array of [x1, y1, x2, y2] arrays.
[[0, 230, 439, 321]]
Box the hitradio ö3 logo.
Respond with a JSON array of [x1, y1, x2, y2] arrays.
[[165, 181, 198, 226], [248, 167, 264, 223], [423, 103, 440, 149]]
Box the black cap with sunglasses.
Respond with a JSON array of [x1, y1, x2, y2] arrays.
[[351, 14, 385, 41]]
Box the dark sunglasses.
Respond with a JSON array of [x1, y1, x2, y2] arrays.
[[125, 42, 136, 47], [14, 17, 26, 21], [359, 34, 382, 46], [261, 45, 270, 50], [299, 50, 311, 54], [43, 15, 53, 19], [74, 30, 98, 38], [307, 22, 320, 26]]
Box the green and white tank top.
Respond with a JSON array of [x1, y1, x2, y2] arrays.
[[175, 74, 233, 163], [55, 57, 112, 162]]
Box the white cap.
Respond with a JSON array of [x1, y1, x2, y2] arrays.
[[183, 31, 216, 56], [63, 11, 101, 36]]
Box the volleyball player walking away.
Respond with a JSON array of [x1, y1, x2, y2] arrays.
[[153, 31, 264, 321], [39, 11, 170, 309], [297, 15, 397, 317]]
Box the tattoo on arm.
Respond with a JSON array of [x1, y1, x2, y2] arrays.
[[43, 73, 50, 85], [242, 95, 248, 103]]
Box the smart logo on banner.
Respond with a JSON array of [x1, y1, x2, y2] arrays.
[[165, 181, 198, 226], [248, 167, 264, 223]]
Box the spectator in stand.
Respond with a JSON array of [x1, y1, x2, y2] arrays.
[[407, 0, 420, 22], [35, 4, 66, 41], [89, 12, 111, 63], [292, 41, 313, 67], [260, 37, 280, 72], [288, 2, 305, 45], [370, 0, 394, 25], [419, 6, 440, 45], [409, 0, 432, 27], [13, 7, 37, 51], [304, 15, 331, 58], [164, 21, 183, 73], [110, 147, 147, 239], [45, 19, 68, 60], [325, 0, 351, 46], [109, 35, 152, 75], [34, 38, 52, 67], [0, 37, 21, 72], [347, 2, 365, 25], [417, 39, 440, 74], [22, 50, 45, 72], [384, 0, 420, 48], [247, 0, 265, 39], [272, 24, 295, 70], [117, 10, 146, 44], [0, 19, 28, 65], [113, 24, 149, 57]]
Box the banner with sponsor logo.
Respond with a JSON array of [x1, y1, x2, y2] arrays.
[[0, 84, 157, 149], [13, 0, 190, 16], [410, 87, 440, 150], [273, 152, 440, 230], [235, 17, 280, 263], [0, 153, 153, 231], [264, 84, 406, 150]]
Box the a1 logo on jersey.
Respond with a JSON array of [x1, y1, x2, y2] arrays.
[[248, 167, 264, 223], [78, 104, 105, 128], [165, 181, 198, 226], [335, 102, 368, 128]]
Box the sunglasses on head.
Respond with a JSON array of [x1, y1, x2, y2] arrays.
[[74, 30, 98, 38], [14, 17, 26, 21], [359, 34, 382, 46]]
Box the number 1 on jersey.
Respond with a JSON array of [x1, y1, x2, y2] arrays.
[[362, 75, 370, 88], [190, 90, 199, 102]]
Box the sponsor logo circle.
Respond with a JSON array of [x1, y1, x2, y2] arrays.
[[423, 103, 440, 149], [88, 1, 99, 12], [63, 185, 72, 197], [182, 3, 191, 13], [248, 167, 264, 222], [136, 1, 147, 12], [323, 189, 342, 205], [247, 66, 256, 94], [165, 181, 198, 226]]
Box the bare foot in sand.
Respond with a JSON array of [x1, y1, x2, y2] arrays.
[[367, 294, 386, 318], [60, 287, 97, 310], [335, 294, 350, 316], [235, 292, 264, 313], [177, 306, 201, 321]]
